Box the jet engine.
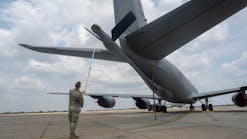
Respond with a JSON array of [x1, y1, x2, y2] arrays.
[[97, 96, 116, 108], [232, 93, 247, 107], [133, 98, 150, 109]]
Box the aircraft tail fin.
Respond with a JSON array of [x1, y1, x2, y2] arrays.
[[113, 0, 146, 36]]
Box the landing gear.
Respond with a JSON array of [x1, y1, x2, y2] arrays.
[[208, 104, 213, 111], [155, 105, 161, 112], [161, 106, 167, 113], [201, 98, 214, 111], [155, 99, 167, 113], [153, 105, 167, 113], [201, 104, 207, 111], [149, 103, 167, 113], [189, 104, 195, 111]]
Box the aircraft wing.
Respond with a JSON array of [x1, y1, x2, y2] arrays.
[[87, 93, 160, 99], [48, 92, 160, 99], [191, 86, 247, 99], [19, 44, 126, 62], [126, 0, 247, 60]]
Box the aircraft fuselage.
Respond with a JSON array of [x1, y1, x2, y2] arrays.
[[121, 38, 198, 104]]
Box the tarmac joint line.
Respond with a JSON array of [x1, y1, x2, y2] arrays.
[[204, 112, 218, 122], [127, 112, 188, 131], [40, 118, 53, 138]]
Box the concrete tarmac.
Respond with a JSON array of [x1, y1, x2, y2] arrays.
[[0, 106, 247, 139]]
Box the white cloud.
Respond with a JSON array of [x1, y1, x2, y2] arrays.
[[63, 24, 89, 47], [142, 0, 184, 22], [0, 28, 15, 56], [0, 28, 10, 38], [158, 0, 184, 10], [14, 76, 44, 91], [198, 22, 229, 43], [25, 57, 88, 76], [222, 51, 247, 77]]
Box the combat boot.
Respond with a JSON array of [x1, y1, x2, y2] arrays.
[[70, 132, 79, 139]]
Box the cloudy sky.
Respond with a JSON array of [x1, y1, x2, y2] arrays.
[[0, 0, 246, 112]]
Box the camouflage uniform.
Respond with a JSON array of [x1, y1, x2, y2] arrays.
[[68, 88, 84, 135]]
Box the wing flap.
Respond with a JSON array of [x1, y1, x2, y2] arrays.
[[126, 0, 247, 60], [19, 44, 126, 62]]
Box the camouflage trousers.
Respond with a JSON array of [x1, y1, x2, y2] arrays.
[[68, 108, 80, 134], [68, 108, 80, 123]]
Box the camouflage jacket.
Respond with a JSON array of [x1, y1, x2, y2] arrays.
[[69, 88, 84, 111]]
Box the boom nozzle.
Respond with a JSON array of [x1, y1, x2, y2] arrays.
[[91, 24, 102, 34]]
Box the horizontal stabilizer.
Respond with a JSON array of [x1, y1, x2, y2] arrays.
[[126, 0, 247, 60], [19, 44, 126, 62]]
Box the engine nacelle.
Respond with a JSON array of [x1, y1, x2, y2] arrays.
[[133, 98, 150, 109], [97, 96, 116, 108], [232, 93, 247, 107]]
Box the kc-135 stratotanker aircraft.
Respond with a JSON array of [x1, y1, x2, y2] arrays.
[[20, 0, 247, 112]]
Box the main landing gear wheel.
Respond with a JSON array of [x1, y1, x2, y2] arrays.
[[190, 105, 195, 111], [202, 98, 214, 112], [155, 105, 161, 112], [151, 105, 167, 113], [208, 104, 213, 111], [201, 104, 207, 111], [201, 103, 213, 111], [161, 106, 167, 113]]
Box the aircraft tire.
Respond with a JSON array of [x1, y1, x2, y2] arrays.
[[190, 105, 195, 111], [156, 105, 161, 112], [209, 104, 213, 111], [161, 106, 167, 113], [201, 104, 207, 111]]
